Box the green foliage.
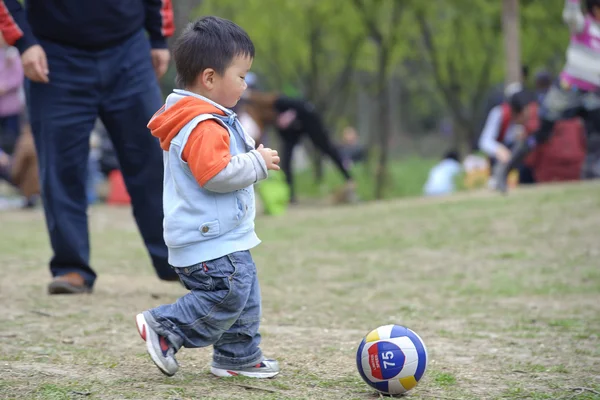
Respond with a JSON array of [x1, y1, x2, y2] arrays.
[[192, 0, 571, 129], [197, 0, 366, 101], [294, 157, 438, 201], [189, 0, 575, 197]]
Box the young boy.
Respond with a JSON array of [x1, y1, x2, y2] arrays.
[[495, 0, 600, 191], [135, 16, 281, 378]]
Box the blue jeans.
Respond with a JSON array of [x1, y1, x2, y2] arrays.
[[145, 251, 263, 369], [27, 29, 177, 286]]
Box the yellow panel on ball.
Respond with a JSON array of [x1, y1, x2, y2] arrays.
[[365, 329, 380, 343], [400, 376, 418, 390]]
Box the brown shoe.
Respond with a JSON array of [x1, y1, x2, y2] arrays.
[[48, 272, 92, 295]]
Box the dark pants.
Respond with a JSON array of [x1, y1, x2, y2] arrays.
[[0, 114, 20, 155], [279, 113, 351, 202], [27, 30, 177, 286]]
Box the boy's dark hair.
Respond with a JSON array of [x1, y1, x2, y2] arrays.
[[586, 0, 600, 14], [173, 16, 255, 88], [508, 89, 536, 115]]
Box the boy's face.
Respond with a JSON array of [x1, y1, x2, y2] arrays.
[[211, 55, 253, 108]]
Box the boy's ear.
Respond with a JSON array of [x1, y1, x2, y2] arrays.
[[201, 68, 216, 88]]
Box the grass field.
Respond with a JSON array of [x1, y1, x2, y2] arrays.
[[294, 157, 438, 201], [1, 182, 599, 400]]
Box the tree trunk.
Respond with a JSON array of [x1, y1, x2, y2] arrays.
[[172, 0, 197, 40], [307, 17, 324, 183], [375, 45, 390, 200], [502, 0, 521, 85]]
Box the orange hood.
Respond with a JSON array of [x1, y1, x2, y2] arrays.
[[148, 94, 226, 151]]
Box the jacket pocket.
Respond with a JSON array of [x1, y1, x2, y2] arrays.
[[234, 188, 252, 222], [199, 220, 220, 237]]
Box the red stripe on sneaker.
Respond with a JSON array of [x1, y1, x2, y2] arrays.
[[227, 371, 238, 376], [137, 322, 147, 341], [160, 336, 170, 352]]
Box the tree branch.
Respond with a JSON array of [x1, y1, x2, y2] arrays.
[[386, 0, 405, 48], [320, 35, 365, 110], [471, 37, 498, 114], [415, 9, 469, 129], [351, 0, 383, 44]]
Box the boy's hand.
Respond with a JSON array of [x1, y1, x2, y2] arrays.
[[257, 144, 280, 171]]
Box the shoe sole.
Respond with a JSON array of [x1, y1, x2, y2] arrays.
[[135, 313, 176, 377], [48, 281, 92, 295], [210, 366, 280, 379]]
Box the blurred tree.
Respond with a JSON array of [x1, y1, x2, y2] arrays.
[[412, 0, 503, 152], [173, 0, 197, 39], [161, 0, 199, 94], [410, 0, 565, 150], [351, 0, 409, 200], [199, 0, 367, 182], [180, 0, 569, 195], [503, 0, 522, 84]]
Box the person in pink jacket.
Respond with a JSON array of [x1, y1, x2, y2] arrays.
[[0, 32, 24, 154]]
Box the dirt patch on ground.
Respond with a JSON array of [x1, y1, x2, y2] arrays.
[[1, 182, 599, 399]]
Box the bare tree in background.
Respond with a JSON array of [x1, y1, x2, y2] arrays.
[[352, 0, 405, 200], [502, 0, 522, 84], [172, 0, 198, 40]]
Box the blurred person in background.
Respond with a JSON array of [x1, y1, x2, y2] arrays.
[[337, 126, 366, 170], [423, 149, 462, 197], [478, 89, 539, 187], [496, 0, 600, 191], [534, 69, 553, 103], [0, 31, 24, 155], [4, 0, 180, 294], [246, 91, 355, 203]]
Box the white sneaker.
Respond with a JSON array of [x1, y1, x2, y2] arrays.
[[135, 313, 179, 376], [211, 359, 280, 378]]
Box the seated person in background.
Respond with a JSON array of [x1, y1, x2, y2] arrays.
[[423, 150, 462, 196], [478, 89, 539, 187], [527, 117, 586, 183], [338, 126, 366, 169]]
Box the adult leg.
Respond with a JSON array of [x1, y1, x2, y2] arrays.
[[304, 113, 353, 181], [580, 95, 600, 179], [279, 131, 299, 203], [28, 40, 100, 292], [98, 30, 177, 281]]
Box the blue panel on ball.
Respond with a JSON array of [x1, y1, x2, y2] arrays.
[[390, 324, 409, 338], [373, 380, 390, 394], [356, 338, 371, 384], [376, 341, 405, 380], [405, 329, 427, 381]]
